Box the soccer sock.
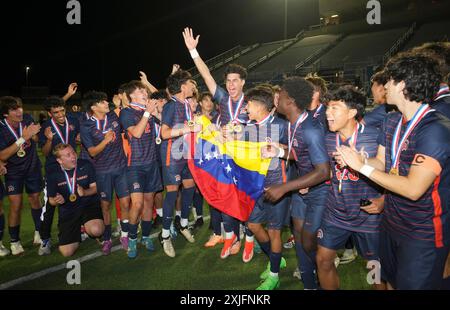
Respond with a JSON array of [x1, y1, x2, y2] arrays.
[[180, 187, 195, 222], [269, 251, 282, 274], [141, 220, 152, 238], [245, 235, 254, 243], [120, 220, 129, 237], [295, 242, 318, 289], [9, 225, 20, 243], [193, 190, 203, 217], [162, 229, 170, 239], [259, 241, 271, 257], [39, 202, 55, 240], [162, 191, 178, 230], [210, 207, 222, 235], [156, 208, 163, 217], [103, 225, 112, 241], [245, 226, 254, 238], [180, 218, 188, 228], [0, 214, 4, 240], [31, 208, 42, 231], [175, 210, 181, 217], [128, 223, 138, 240]]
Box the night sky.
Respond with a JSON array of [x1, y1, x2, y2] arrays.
[[0, 0, 320, 97]]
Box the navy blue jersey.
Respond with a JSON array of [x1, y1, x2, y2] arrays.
[[67, 111, 89, 125], [46, 159, 99, 218], [290, 114, 329, 179], [363, 104, 396, 130], [379, 110, 450, 247], [432, 85, 450, 120], [307, 103, 328, 132], [119, 106, 158, 167], [161, 97, 192, 165], [213, 86, 248, 126], [243, 115, 288, 186], [80, 111, 126, 173], [39, 117, 79, 168], [0, 114, 41, 175], [324, 124, 383, 232]]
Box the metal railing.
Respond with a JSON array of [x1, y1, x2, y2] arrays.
[[382, 22, 417, 64]]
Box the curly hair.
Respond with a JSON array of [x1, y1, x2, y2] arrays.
[[223, 64, 247, 81], [370, 70, 389, 86], [384, 52, 443, 103], [325, 85, 367, 120], [82, 91, 108, 112], [44, 96, 66, 112], [411, 42, 450, 84], [281, 77, 315, 111]]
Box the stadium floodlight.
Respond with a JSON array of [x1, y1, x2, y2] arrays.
[[25, 66, 31, 87]]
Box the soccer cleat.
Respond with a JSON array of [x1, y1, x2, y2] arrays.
[[260, 257, 287, 280], [0, 242, 11, 257], [120, 236, 129, 251], [193, 217, 204, 229], [339, 248, 357, 265], [38, 239, 51, 256], [127, 238, 138, 259], [293, 267, 302, 280], [283, 235, 295, 249], [33, 231, 42, 245], [141, 236, 155, 252], [101, 240, 112, 255], [158, 232, 175, 258], [230, 240, 241, 255], [334, 255, 341, 268], [204, 234, 224, 248], [242, 240, 254, 263], [256, 274, 280, 290], [179, 226, 195, 243], [10, 241, 25, 256], [220, 234, 237, 259]]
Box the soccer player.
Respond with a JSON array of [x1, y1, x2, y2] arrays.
[[159, 69, 200, 257], [183, 27, 249, 254], [363, 70, 396, 129], [38, 96, 80, 255], [263, 77, 330, 290], [80, 91, 131, 255], [119, 81, 162, 259], [0, 160, 9, 256], [0, 96, 42, 255], [337, 52, 450, 289], [47, 144, 104, 257], [316, 85, 384, 290], [239, 86, 289, 290]]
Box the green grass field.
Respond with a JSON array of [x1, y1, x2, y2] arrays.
[[0, 151, 372, 290]]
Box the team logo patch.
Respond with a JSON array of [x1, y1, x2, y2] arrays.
[[317, 229, 323, 239], [133, 183, 140, 190], [112, 121, 119, 128], [7, 185, 14, 193], [240, 108, 246, 114], [175, 175, 181, 182], [293, 139, 298, 147], [401, 139, 409, 152], [100, 192, 106, 198]]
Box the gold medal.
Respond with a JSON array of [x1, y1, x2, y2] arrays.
[[188, 120, 195, 127], [389, 167, 399, 176], [233, 124, 243, 133], [17, 147, 26, 158], [69, 193, 77, 202], [155, 137, 162, 145]]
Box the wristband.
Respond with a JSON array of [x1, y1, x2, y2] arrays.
[[143, 111, 151, 118], [189, 48, 200, 59], [277, 147, 285, 158], [15, 137, 25, 147], [360, 165, 375, 178]]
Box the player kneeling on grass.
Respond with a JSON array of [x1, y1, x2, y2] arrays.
[[47, 144, 104, 257]]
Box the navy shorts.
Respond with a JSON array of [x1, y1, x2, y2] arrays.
[[162, 161, 192, 186], [5, 168, 43, 195], [96, 167, 129, 201], [248, 195, 290, 230], [127, 163, 163, 194], [318, 220, 379, 260], [290, 184, 329, 234], [380, 227, 449, 289], [58, 203, 103, 246]]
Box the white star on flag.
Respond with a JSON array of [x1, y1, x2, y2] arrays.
[[205, 153, 212, 161], [233, 176, 238, 184], [225, 164, 232, 173]]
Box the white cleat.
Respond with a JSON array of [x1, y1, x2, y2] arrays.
[[339, 248, 357, 265], [179, 227, 195, 243], [10, 241, 25, 256], [33, 231, 42, 245], [0, 242, 11, 257], [159, 234, 176, 258], [38, 240, 51, 256]]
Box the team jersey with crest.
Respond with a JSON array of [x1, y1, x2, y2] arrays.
[[80, 111, 126, 173], [324, 123, 383, 232], [308, 103, 328, 132], [213, 86, 248, 126], [379, 109, 450, 247]]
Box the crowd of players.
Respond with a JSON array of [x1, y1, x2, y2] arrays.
[[0, 28, 449, 290]]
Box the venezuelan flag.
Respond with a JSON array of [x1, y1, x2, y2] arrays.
[[187, 116, 271, 222]]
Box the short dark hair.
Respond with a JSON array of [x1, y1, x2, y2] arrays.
[[166, 69, 193, 96], [282, 77, 315, 111], [199, 92, 213, 102], [384, 52, 443, 103], [412, 42, 450, 83], [224, 64, 247, 81], [326, 85, 367, 120], [1, 96, 23, 117], [150, 90, 168, 101], [118, 83, 128, 94], [44, 96, 66, 112], [246, 87, 274, 112], [82, 91, 108, 112], [122, 80, 147, 102], [370, 70, 389, 86]]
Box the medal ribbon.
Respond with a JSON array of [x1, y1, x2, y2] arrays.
[[4, 119, 22, 141], [62, 166, 77, 196], [313, 103, 324, 118], [287, 112, 308, 161], [227, 94, 244, 123]]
